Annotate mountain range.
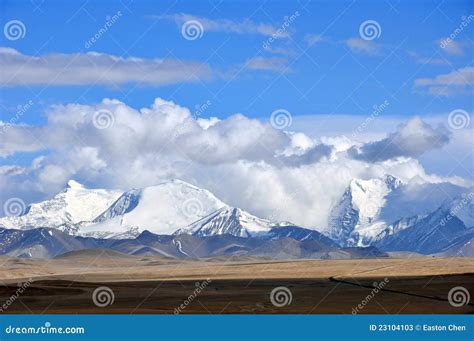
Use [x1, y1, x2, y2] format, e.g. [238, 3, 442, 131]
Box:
[0, 226, 385, 259]
[0, 176, 473, 258]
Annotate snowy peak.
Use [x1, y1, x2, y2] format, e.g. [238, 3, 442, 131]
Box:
[0, 182, 121, 231]
[375, 203, 474, 255]
[94, 189, 141, 222]
[382, 174, 403, 190]
[328, 174, 402, 246]
[65, 179, 86, 190]
[3, 174, 471, 257]
[84, 179, 226, 236]
[348, 175, 401, 224]
[327, 173, 473, 253]
[178, 206, 273, 238]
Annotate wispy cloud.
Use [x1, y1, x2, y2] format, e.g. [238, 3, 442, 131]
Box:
[0, 48, 211, 87]
[438, 38, 467, 56]
[155, 13, 290, 38]
[345, 38, 382, 55]
[304, 34, 325, 47]
[408, 51, 449, 65]
[243, 56, 289, 72]
[414, 66, 474, 96]
[263, 45, 296, 57]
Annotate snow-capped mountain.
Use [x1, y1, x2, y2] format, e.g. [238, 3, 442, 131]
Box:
[369, 215, 422, 242]
[376, 194, 474, 255]
[327, 175, 403, 246]
[326, 174, 474, 252]
[177, 206, 273, 237]
[0, 179, 226, 238]
[177, 205, 341, 246]
[1, 175, 472, 257]
[0, 180, 121, 234]
[81, 179, 226, 237]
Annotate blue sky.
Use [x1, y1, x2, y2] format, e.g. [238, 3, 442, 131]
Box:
[0, 0, 472, 213]
[1, 0, 472, 123]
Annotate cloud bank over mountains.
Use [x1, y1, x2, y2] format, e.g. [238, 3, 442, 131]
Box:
[0, 97, 471, 228]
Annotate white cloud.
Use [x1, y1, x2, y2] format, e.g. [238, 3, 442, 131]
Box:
[0, 48, 211, 87]
[243, 56, 288, 72]
[346, 38, 382, 55]
[415, 66, 474, 86]
[197, 117, 220, 130]
[0, 123, 44, 157]
[262, 45, 295, 56]
[407, 51, 448, 65]
[156, 13, 289, 38]
[0, 98, 470, 229]
[348, 117, 451, 162]
[438, 39, 465, 56]
[304, 34, 325, 46]
[414, 66, 474, 96]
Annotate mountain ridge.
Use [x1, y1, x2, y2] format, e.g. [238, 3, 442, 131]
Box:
[1, 176, 473, 256]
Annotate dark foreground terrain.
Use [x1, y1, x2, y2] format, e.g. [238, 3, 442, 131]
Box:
[0, 253, 473, 314]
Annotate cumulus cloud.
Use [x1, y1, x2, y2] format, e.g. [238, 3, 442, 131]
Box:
[197, 117, 220, 129]
[276, 144, 332, 167]
[0, 99, 469, 229]
[414, 66, 474, 96]
[0, 48, 211, 86]
[0, 97, 325, 170]
[348, 117, 451, 162]
[156, 13, 288, 37]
